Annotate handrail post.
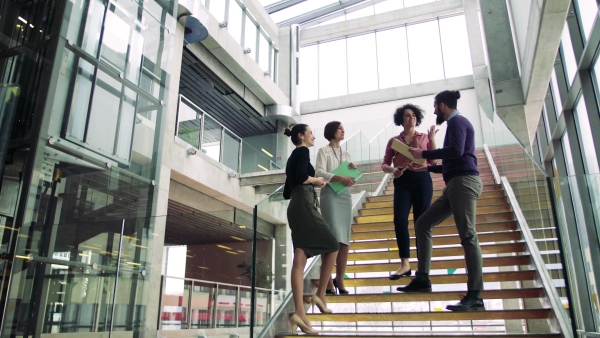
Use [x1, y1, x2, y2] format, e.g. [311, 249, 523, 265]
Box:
[234, 286, 240, 327]
[212, 284, 219, 328]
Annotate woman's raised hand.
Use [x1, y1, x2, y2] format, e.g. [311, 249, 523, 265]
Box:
[428, 125, 438, 141]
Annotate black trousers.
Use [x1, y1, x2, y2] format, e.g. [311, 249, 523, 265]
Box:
[393, 170, 433, 258]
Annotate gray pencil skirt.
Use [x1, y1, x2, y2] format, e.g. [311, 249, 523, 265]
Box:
[319, 185, 352, 245]
[287, 185, 339, 258]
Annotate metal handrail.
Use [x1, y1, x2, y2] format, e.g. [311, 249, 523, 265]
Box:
[368, 121, 393, 143]
[373, 173, 391, 196]
[501, 176, 573, 338]
[483, 144, 501, 184]
[161, 274, 283, 294]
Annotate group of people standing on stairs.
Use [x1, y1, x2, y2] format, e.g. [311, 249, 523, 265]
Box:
[282, 90, 485, 334]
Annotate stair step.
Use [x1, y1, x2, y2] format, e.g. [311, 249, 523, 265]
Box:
[347, 243, 525, 261]
[383, 184, 503, 195]
[359, 204, 510, 217]
[355, 211, 514, 225]
[305, 309, 552, 322]
[385, 182, 502, 192]
[363, 196, 508, 209]
[351, 221, 518, 241]
[344, 270, 536, 287]
[278, 334, 561, 338]
[350, 231, 521, 250]
[368, 190, 505, 203]
[326, 288, 545, 303]
[344, 255, 531, 273]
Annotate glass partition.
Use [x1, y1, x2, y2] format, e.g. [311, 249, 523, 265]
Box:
[479, 110, 570, 309]
[2, 216, 162, 336]
[176, 95, 242, 171]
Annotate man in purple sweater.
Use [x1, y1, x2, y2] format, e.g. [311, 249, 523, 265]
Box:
[399, 90, 484, 312]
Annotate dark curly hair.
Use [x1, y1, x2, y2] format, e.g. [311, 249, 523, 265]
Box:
[393, 104, 424, 127]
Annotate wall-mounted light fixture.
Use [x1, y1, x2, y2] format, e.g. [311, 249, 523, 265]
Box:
[186, 146, 197, 155]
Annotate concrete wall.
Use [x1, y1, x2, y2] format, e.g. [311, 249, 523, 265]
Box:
[508, 0, 532, 70]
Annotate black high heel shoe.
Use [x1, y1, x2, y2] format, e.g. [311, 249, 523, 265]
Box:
[389, 269, 412, 281]
[332, 279, 349, 295]
[326, 288, 336, 295]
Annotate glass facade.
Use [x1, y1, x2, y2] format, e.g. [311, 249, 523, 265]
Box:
[0, 0, 174, 336]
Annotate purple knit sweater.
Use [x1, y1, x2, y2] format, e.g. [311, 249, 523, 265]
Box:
[422, 114, 479, 183]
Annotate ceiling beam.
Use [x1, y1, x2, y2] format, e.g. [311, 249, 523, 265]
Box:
[264, 0, 307, 14]
[277, 0, 368, 27]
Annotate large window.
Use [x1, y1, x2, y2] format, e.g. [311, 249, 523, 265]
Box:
[561, 23, 579, 87]
[300, 14, 472, 101]
[376, 27, 410, 89]
[575, 0, 598, 42]
[574, 95, 600, 174]
[205, 0, 278, 82]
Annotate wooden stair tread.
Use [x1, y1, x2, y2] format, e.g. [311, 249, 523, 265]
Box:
[350, 231, 521, 250]
[368, 190, 505, 202]
[277, 334, 561, 338]
[347, 243, 525, 261]
[344, 256, 532, 273]
[351, 221, 518, 240]
[343, 270, 536, 287]
[305, 309, 552, 321]
[359, 205, 510, 216]
[355, 211, 514, 224]
[326, 288, 545, 303]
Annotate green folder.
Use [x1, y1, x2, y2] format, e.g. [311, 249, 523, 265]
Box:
[328, 160, 362, 195]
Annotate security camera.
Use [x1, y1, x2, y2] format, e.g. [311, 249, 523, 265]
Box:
[186, 146, 197, 155]
[228, 171, 237, 178]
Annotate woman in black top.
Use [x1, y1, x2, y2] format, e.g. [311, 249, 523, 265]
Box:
[283, 124, 340, 334]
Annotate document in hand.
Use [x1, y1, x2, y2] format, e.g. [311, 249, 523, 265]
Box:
[391, 138, 426, 166]
[328, 160, 362, 195]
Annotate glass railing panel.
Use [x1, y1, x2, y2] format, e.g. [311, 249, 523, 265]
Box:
[202, 115, 222, 162]
[240, 142, 281, 174]
[251, 187, 288, 337]
[479, 110, 570, 310]
[177, 100, 201, 148]
[160, 277, 192, 330]
[223, 130, 241, 171]
[189, 282, 214, 328]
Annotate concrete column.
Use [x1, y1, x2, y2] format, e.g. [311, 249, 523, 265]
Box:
[143, 20, 185, 336]
[462, 0, 493, 121]
[479, 0, 531, 148]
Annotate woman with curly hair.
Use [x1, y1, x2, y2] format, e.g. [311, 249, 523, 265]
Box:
[381, 104, 438, 281]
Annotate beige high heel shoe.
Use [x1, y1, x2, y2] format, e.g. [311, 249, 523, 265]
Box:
[290, 313, 318, 334]
[311, 295, 332, 314]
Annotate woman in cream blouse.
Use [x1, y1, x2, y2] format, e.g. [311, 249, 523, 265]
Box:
[315, 121, 356, 294]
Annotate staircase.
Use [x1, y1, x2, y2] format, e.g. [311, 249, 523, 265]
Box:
[276, 149, 565, 338]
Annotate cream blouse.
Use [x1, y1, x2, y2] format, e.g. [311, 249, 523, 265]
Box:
[315, 145, 352, 182]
